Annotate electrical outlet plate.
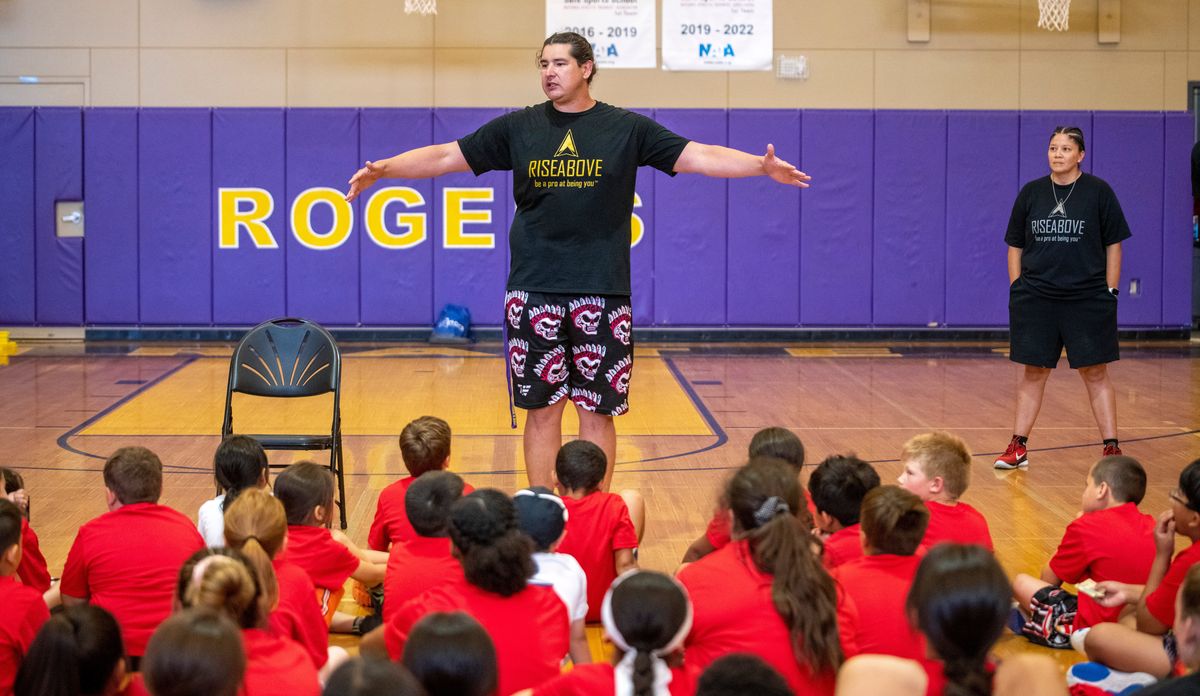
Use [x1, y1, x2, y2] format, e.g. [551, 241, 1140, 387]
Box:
[56, 201, 84, 238]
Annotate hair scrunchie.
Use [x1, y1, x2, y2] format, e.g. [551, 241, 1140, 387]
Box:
[752, 495, 790, 528]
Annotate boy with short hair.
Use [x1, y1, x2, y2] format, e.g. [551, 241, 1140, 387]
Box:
[1013, 455, 1155, 631]
[0, 498, 49, 696]
[513, 485, 590, 665]
[831, 485, 929, 660]
[554, 440, 641, 622]
[60, 446, 205, 660]
[897, 432, 993, 551]
[382, 470, 467, 621]
[809, 455, 881, 569]
[369, 416, 473, 552]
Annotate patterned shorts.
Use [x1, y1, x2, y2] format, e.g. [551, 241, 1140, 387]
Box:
[504, 290, 633, 416]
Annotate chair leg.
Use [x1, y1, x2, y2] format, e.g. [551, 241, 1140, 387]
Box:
[333, 439, 348, 530]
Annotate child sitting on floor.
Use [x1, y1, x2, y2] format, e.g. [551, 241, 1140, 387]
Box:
[831, 485, 929, 661]
[369, 416, 472, 553]
[0, 498, 49, 696]
[382, 471, 466, 620]
[808, 454, 880, 569]
[1079, 458, 1200, 680]
[553, 440, 642, 622]
[197, 435, 270, 548]
[898, 431, 993, 551]
[1012, 455, 1155, 646]
[1, 467, 50, 596]
[682, 427, 809, 563]
[274, 462, 386, 635]
[513, 486, 590, 665]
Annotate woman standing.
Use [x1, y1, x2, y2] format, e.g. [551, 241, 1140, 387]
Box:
[995, 126, 1131, 470]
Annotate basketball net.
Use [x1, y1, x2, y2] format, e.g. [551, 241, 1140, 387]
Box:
[1037, 0, 1070, 31]
[404, 0, 436, 15]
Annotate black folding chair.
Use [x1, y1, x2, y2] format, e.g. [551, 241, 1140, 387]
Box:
[221, 318, 347, 529]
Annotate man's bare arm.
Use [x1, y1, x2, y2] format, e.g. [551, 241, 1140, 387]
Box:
[346, 142, 471, 202]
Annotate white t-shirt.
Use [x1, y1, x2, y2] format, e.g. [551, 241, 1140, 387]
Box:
[197, 494, 226, 547]
[531, 551, 588, 622]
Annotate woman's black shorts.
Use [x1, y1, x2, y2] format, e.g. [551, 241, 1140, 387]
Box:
[1008, 278, 1119, 369]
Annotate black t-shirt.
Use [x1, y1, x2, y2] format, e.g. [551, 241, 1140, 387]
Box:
[1139, 673, 1200, 696]
[1004, 173, 1131, 300]
[457, 101, 690, 295]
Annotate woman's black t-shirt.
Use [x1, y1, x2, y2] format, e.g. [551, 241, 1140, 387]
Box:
[1004, 173, 1131, 300]
[458, 101, 690, 295]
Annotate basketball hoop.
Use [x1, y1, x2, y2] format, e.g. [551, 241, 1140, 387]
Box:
[404, 0, 436, 16]
[1037, 0, 1070, 31]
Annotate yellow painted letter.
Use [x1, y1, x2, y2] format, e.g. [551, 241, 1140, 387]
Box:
[443, 187, 495, 249]
[291, 187, 353, 250]
[218, 188, 277, 249]
[631, 192, 645, 248]
[365, 187, 427, 249]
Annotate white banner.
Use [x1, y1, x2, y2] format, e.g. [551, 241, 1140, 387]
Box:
[545, 0, 656, 69]
[662, 0, 773, 71]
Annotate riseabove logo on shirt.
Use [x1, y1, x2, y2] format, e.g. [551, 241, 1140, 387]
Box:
[528, 129, 604, 187]
[1032, 201, 1085, 243]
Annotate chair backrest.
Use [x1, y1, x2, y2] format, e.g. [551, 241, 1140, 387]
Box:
[229, 318, 340, 398]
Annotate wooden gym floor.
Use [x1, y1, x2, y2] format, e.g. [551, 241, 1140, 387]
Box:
[3, 338, 1199, 663]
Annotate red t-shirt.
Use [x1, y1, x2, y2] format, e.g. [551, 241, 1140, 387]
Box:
[831, 553, 924, 660]
[1146, 541, 1200, 627]
[1047, 502, 1156, 628]
[241, 628, 321, 696]
[59, 503, 205, 656]
[921, 501, 993, 552]
[557, 492, 638, 622]
[283, 525, 360, 593]
[386, 578, 568, 696]
[17, 519, 50, 593]
[0, 575, 50, 696]
[823, 524, 864, 570]
[704, 491, 818, 550]
[367, 477, 475, 552]
[534, 662, 695, 696]
[382, 535, 462, 622]
[268, 557, 328, 669]
[677, 539, 859, 696]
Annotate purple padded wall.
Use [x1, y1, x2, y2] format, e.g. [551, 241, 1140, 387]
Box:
[433, 109, 509, 325]
[653, 109, 727, 325]
[1092, 113, 1163, 326]
[84, 109, 139, 324]
[213, 109, 286, 324]
[286, 109, 360, 325]
[3, 107, 1192, 329]
[799, 111, 874, 325]
[1163, 113, 1193, 326]
[139, 109, 212, 325]
[34, 108, 83, 324]
[874, 111, 947, 325]
[727, 110, 801, 325]
[945, 112, 1017, 326]
[629, 108, 655, 325]
[0, 108, 35, 324]
[359, 109, 435, 325]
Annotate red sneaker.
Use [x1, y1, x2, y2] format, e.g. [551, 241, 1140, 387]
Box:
[1102, 443, 1122, 457]
[994, 436, 1029, 469]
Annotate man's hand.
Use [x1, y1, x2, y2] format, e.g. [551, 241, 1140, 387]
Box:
[763, 143, 811, 188]
[346, 160, 385, 202]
